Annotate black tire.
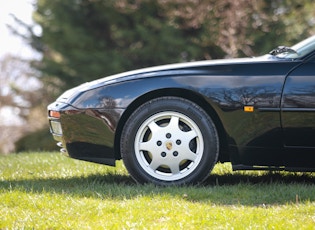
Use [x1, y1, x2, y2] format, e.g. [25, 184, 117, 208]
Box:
[120, 96, 219, 185]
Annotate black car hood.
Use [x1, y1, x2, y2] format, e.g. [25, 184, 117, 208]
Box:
[82, 55, 278, 87]
[57, 55, 279, 102]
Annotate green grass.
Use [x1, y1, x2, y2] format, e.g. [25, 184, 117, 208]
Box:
[1, 152, 315, 229]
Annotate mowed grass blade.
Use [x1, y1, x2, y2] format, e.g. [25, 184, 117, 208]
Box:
[1, 152, 315, 229]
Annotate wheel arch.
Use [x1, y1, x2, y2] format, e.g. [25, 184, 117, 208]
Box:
[114, 88, 230, 163]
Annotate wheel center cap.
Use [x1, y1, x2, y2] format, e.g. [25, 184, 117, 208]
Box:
[165, 141, 173, 150]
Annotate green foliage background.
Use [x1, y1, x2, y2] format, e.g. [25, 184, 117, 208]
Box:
[1, 153, 315, 228]
[32, 0, 315, 93]
[15, 0, 315, 152]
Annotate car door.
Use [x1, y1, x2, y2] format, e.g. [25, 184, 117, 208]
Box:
[281, 56, 315, 149]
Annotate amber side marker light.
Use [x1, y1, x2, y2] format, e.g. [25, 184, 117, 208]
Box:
[244, 106, 254, 112]
[49, 110, 61, 118]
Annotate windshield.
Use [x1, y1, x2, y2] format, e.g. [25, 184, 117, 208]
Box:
[270, 35, 315, 59]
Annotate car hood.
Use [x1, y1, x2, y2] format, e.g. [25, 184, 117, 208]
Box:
[57, 55, 277, 102]
[83, 55, 278, 87]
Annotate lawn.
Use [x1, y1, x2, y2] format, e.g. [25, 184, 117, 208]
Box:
[1, 152, 315, 229]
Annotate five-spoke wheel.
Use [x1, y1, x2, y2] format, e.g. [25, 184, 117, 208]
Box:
[121, 97, 219, 185]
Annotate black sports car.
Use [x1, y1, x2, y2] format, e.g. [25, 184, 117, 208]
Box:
[48, 35, 315, 185]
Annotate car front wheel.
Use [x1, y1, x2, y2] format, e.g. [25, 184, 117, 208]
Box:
[120, 97, 219, 185]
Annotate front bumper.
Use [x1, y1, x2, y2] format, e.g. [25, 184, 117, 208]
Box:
[48, 101, 124, 166]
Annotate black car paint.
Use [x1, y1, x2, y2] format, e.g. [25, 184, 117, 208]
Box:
[48, 55, 315, 171]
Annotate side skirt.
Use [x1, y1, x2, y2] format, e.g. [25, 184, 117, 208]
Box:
[232, 164, 315, 172]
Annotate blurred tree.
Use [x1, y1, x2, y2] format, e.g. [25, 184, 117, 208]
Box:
[31, 0, 315, 95]
[5, 0, 315, 153]
[159, 0, 315, 57]
[248, 0, 315, 54]
[0, 54, 51, 154]
[0, 55, 43, 124]
[33, 0, 206, 94]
